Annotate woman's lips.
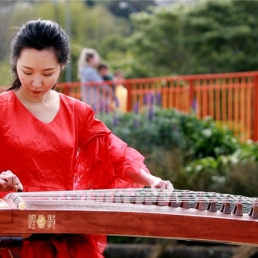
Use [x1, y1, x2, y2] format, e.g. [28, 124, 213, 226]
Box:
[31, 90, 42, 94]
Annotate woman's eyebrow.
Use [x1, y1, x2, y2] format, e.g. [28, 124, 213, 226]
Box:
[21, 65, 56, 71]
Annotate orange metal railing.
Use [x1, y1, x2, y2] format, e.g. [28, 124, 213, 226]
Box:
[1, 71, 258, 141]
[55, 71, 258, 141]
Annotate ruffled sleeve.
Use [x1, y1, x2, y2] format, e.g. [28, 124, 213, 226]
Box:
[74, 106, 150, 190]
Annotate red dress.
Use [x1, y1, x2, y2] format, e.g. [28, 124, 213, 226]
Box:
[0, 90, 150, 258]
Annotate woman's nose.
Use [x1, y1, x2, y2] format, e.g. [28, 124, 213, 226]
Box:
[32, 76, 43, 88]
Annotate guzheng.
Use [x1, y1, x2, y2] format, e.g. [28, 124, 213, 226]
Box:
[0, 188, 258, 246]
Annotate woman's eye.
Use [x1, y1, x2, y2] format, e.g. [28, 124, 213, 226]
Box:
[22, 70, 53, 76]
[23, 71, 32, 75]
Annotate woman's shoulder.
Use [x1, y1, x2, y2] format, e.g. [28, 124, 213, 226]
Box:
[60, 92, 85, 105]
[59, 93, 111, 139]
[80, 65, 94, 71]
[59, 92, 92, 114]
[0, 90, 13, 98]
[83, 66, 96, 75]
[0, 90, 14, 105]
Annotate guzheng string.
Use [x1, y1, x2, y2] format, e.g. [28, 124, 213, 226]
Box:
[7, 188, 257, 214]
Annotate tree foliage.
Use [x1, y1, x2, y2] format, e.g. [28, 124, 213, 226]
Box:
[1, 0, 258, 85]
[0, 0, 130, 84]
[183, 0, 258, 73]
[100, 0, 156, 19]
[124, 0, 258, 77]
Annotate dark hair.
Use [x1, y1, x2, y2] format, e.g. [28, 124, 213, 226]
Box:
[85, 52, 95, 63]
[9, 19, 69, 90]
[97, 62, 108, 71]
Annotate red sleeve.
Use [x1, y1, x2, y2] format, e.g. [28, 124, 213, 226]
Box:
[74, 133, 150, 190]
[77, 103, 111, 146]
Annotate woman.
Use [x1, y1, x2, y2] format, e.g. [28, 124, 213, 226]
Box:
[0, 19, 173, 258]
[78, 48, 110, 112]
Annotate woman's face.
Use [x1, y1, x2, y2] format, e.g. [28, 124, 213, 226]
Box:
[16, 48, 62, 97]
[90, 54, 99, 68]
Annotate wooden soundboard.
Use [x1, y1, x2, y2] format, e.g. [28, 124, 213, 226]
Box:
[0, 188, 257, 246]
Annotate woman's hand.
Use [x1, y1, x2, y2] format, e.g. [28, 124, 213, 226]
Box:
[0, 171, 23, 192]
[137, 169, 174, 190]
[125, 168, 174, 190]
[150, 176, 174, 190]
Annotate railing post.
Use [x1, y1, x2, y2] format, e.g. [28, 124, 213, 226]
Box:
[188, 79, 194, 113]
[253, 74, 258, 141]
[126, 81, 132, 112]
[63, 83, 70, 96]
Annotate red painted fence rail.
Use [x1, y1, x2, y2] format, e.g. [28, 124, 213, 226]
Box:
[55, 71, 258, 142]
[1, 71, 258, 141]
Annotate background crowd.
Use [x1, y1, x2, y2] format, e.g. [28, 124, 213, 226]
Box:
[77, 48, 127, 113]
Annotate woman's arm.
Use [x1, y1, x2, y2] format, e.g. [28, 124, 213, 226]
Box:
[105, 134, 174, 190]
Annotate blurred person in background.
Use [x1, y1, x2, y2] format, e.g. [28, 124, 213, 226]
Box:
[97, 62, 113, 82]
[113, 70, 128, 113]
[78, 48, 110, 112]
[98, 62, 118, 109]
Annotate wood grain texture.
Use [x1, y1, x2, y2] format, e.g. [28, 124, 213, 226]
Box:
[0, 190, 257, 246]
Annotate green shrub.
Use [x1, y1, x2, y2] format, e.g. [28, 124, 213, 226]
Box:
[99, 107, 258, 196]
